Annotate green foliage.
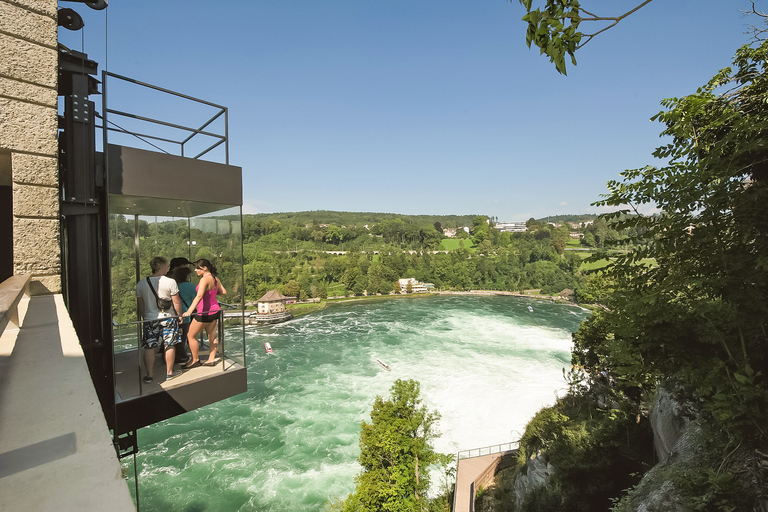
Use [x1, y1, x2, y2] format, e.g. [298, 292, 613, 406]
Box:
[518, 0, 583, 75]
[515, 392, 653, 512]
[515, 1, 654, 75]
[342, 379, 451, 512]
[584, 41, 768, 445]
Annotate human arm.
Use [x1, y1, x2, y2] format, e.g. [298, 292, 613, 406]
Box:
[172, 293, 183, 318]
[137, 296, 145, 320]
[182, 275, 211, 317]
[216, 277, 227, 295]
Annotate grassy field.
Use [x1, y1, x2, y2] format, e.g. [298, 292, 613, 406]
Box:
[286, 301, 327, 317]
[327, 283, 347, 296]
[440, 238, 476, 251]
[580, 257, 656, 271]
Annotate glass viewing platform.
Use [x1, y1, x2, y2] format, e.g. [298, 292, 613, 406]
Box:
[101, 72, 247, 435]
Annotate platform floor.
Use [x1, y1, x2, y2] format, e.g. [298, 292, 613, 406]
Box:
[114, 344, 243, 403]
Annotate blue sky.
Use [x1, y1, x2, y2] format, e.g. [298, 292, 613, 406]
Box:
[60, 1, 757, 221]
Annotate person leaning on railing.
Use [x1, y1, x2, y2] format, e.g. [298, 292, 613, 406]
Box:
[182, 258, 227, 368]
[135, 256, 184, 382]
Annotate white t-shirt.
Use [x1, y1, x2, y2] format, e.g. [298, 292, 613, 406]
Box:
[135, 275, 179, 321]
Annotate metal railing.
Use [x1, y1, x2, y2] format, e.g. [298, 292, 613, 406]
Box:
[457, 442, 518, 460]
[101, 71, 229, 163]
[112, 309, 245, 398]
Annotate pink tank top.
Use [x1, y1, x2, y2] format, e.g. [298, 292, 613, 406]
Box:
[196, 277, 221, 316]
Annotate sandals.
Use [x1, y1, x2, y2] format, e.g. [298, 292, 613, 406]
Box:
[183, 360, 201, 370]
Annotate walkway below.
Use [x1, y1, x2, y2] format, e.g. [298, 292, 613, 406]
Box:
[454, 453, 503, 512]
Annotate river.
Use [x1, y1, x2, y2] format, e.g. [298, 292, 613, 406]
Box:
[125, 294, 590, 511]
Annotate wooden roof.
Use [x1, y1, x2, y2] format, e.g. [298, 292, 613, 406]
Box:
[257, 289, 288, 302]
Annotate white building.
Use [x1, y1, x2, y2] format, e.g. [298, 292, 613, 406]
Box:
[494, 222, 528, 233]
[398, 278, 428, 293]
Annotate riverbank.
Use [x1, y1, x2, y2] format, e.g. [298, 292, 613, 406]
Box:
[281, 289, 578, 319]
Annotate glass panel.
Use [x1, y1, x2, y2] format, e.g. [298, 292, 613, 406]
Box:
[189, 206, 245, 368]
[109, 204, 246, 398]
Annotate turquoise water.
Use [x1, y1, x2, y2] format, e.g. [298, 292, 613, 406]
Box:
[127, 295, 589, 511]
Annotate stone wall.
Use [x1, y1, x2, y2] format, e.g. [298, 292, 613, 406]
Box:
[0, 0, 60, 294]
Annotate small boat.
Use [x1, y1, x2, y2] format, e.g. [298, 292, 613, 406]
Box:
[527, 306, 534, 312]
[376, 358, 391, 371]
[265, 342, 274, 354]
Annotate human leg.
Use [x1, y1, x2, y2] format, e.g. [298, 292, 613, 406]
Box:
[175, 321, 191, 364]
[142, 320, 161, 381]
[143, 348, 156, 379]
[203, 319, 219, 363]
[184, 318, 203, 367]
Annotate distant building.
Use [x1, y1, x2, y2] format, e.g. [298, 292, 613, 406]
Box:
[494, 222, 527, 233]
[398, 278, 428, 293]
[257, 289, 293, 314]
[443, 227, 471, 237]
[250, 289, 294, 325]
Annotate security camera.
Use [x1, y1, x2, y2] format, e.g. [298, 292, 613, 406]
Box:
[60, 0, 108, 10]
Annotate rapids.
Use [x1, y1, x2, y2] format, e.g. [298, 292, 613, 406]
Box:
[126, 295, 590, 511]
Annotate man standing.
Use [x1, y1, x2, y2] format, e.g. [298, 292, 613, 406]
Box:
[135, 256, 183, 382]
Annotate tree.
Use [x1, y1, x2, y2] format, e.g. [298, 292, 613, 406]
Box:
[342, 380, 449, 512]
[584, 41, 768, 443]
[283, 279, 300, 298]
[516, 0, 654, 74]
[325, 224, 343, 245]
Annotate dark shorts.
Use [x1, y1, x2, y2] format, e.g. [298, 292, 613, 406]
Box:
[141, 318, 182, 349]
[193, 312, 220, 323]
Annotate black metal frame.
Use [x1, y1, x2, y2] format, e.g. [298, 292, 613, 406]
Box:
[59, 49, 246, 443]
[100, 71, 229, 162]
[58, 47, 116, 429]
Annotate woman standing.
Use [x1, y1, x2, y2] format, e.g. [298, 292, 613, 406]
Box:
[182, 258, 227, 368]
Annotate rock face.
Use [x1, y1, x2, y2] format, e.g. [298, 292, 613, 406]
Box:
[513, 450, 554, 509]
[615, 387, 703, 511]
[649, 387, 690, 463]
[623, 421, 704, 512]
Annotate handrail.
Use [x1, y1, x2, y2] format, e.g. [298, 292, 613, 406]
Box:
[453, 442, 519, 512]
[112, 309, 236, 328]
[457, 442, 518, 460]
[102, 71, 228, 162]
[0, 275, 32, 335]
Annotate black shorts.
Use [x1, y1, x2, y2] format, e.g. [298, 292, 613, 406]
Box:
[194, 312, 220, 323]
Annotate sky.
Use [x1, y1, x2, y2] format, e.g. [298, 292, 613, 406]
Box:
[59, 0, 759, 221]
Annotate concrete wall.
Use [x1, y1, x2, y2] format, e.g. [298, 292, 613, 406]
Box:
[0, 0, 60, 294]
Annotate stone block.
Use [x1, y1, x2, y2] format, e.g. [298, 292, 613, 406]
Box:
[4, 0, 57, 18]
[29, 274, 61, 295]
[0, 76, 57, 107]
[10, 153, 57, 186]
[0, 98, 58, 155]
[13, 183, 58, 217]
[0, 1, 57, 48]
[13, 217, 60, 274]
[0, 33, 57, 87]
